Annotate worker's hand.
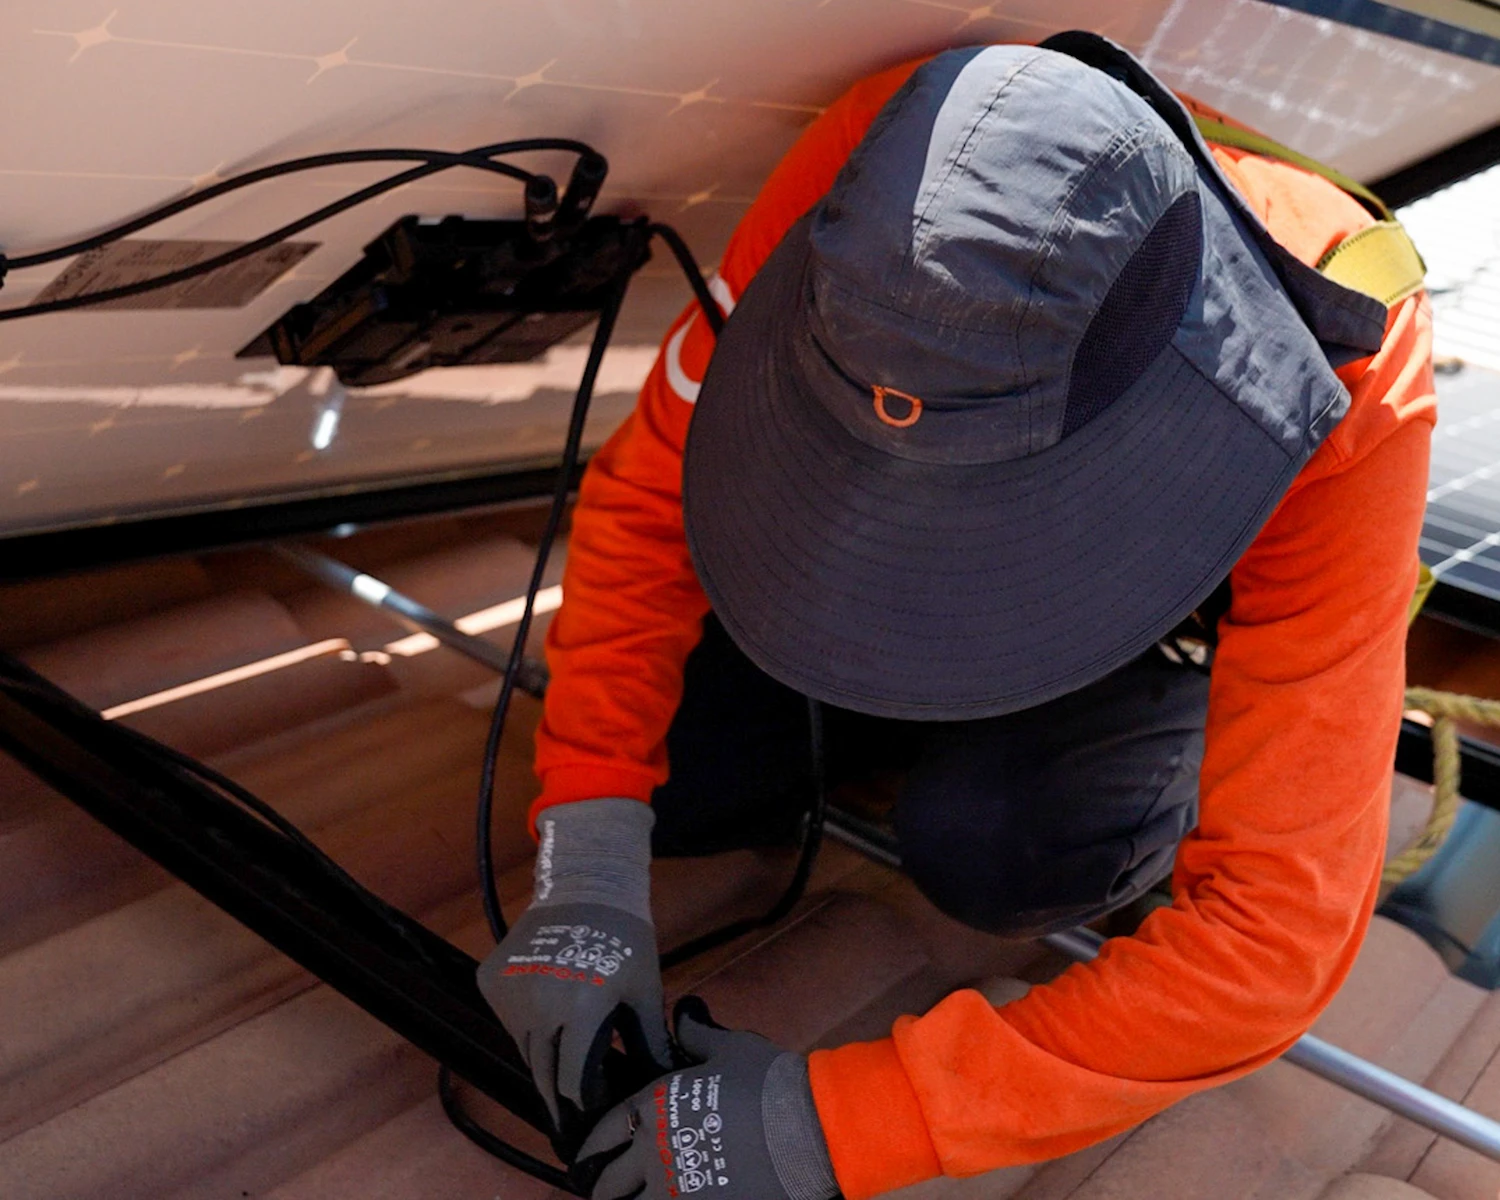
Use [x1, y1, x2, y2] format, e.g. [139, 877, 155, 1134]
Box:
[477, 799, 670, 1129]
[480, 899, 670, 1126]
[575, 998, 839, 1200]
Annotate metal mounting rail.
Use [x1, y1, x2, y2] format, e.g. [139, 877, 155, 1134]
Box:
[279, 549, 1500, 1163]
[1045, 926, 1500, 1164]
[0, 462, 586, 584]
[178, 549, 1500, 1165]
[824, 810, 1500, 1165]
[276, 544, 1500, 825]
[274, 543, 549, 697]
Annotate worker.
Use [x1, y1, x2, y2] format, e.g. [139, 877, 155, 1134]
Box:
[477, 32, 1435, 1200]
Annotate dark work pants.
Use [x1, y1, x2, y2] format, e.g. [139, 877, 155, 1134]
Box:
[651, 616, 1210, 938]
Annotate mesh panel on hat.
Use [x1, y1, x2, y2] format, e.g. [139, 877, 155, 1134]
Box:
[1061, 191, 1203, 439]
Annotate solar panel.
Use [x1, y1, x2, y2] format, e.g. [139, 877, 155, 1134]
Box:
[1404, 163, 1500, 604]
[2, 0, 1498, 542]
[1422, 365, 1500, 598]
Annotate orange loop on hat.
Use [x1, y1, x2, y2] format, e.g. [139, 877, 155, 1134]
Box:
[872, 385, 923, 428]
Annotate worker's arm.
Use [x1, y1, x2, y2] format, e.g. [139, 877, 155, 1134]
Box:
[807, 294, 1436, 1199]
[531, 61, 923, 822]
[484, 60, 927, 1133]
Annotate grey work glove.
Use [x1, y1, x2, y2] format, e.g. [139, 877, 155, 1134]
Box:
[477, 799, 671, 1129]
[576, 998, 839, 1200]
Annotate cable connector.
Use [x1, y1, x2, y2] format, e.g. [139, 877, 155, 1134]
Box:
[556, 153, 608, 236]
[524, 175, 560, 242]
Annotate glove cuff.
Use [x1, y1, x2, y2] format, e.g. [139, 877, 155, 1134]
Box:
[764, 1053, 839, 1200]
[530, 798, 654, 922]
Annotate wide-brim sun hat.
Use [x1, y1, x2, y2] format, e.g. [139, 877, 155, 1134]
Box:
[682, 32, 1388, 721]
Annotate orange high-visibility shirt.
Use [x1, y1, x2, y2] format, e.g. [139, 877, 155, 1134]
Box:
[533, 58, 1436, 1199]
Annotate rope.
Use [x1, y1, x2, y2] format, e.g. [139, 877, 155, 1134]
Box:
[1386, 686, 1500, 884]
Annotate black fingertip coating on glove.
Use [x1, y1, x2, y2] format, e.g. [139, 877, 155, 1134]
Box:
[671, 994, 725, 1040]
[607, 1002, 675, 1093]
[592, 1146, 649, 1200]
[571, 1100, 636, 1195]
[580, 1014, 618, 1113]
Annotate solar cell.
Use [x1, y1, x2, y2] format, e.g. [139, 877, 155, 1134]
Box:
[1407, 154, 1500, 608]
[1420, 365, 1500, 597]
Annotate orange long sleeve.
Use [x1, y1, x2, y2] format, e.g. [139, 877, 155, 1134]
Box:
[809, 293, 1435, 1193]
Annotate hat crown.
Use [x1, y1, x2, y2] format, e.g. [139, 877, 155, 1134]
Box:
[681, 33, 1385, 721]
[809, 45, 1201, 464]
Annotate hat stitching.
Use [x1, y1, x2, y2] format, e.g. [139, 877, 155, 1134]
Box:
[713, 429, 1263, 701]
[805, 253, 1242, 472]
[710, 443, 1271, 711]
[902, 49, 1044, 307]
[1172, 321, 1330, 459]
[814, 265, 1029, 335]
[736, 309, 1241, 584]
[689, 282, 1292, 715]
[756, 435, 1217, 603]
[762, 329, 1224, 550]
[820, 69, 926, 229]
[807, 185, 1332, 477]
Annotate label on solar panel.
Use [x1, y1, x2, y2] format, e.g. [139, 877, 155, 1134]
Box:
[35, 238, 319, 310]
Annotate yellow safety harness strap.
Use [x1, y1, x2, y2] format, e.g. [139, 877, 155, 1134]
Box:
[1410, 561, 1436, 626]
[1317, 221, 1429, 307]
[1192, 115, 1427, 309]
[1191, 115, 1393, 220]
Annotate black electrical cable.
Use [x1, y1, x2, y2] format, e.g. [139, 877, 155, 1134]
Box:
[472, 224, 820, 952]
[0, 130, 822, 1176]
[3, 137, 595, 269]
[117, 723, 332, 851]
[0, 670, 313, 850]
[464, 218, 826, 961]
[451, 224, 829, 1185]
[474, 269, 631, 944]
[0, 142, 598, 322]
[440, 257, 633, 1190]
[121, 727, 444, 964]
[437, 1065, 583, 1194]
[660, 698, 826, 970]
[0, 668, 444, 967]
[0, 661, 577, 1186]
[647, 223, 727, 334]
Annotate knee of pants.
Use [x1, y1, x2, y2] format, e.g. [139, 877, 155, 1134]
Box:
[894, 741, 1200, 939]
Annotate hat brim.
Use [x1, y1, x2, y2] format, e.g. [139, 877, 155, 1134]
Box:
[683, 210, 1304, 721]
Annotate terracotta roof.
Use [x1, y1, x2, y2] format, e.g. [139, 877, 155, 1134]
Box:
[1, 528, 1498, 1200]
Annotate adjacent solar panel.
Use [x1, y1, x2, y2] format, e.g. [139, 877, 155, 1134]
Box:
[1422, 365, 1500, 597]
[1406, 163, 1500, 602]
[1401, 162, 1500, 374]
